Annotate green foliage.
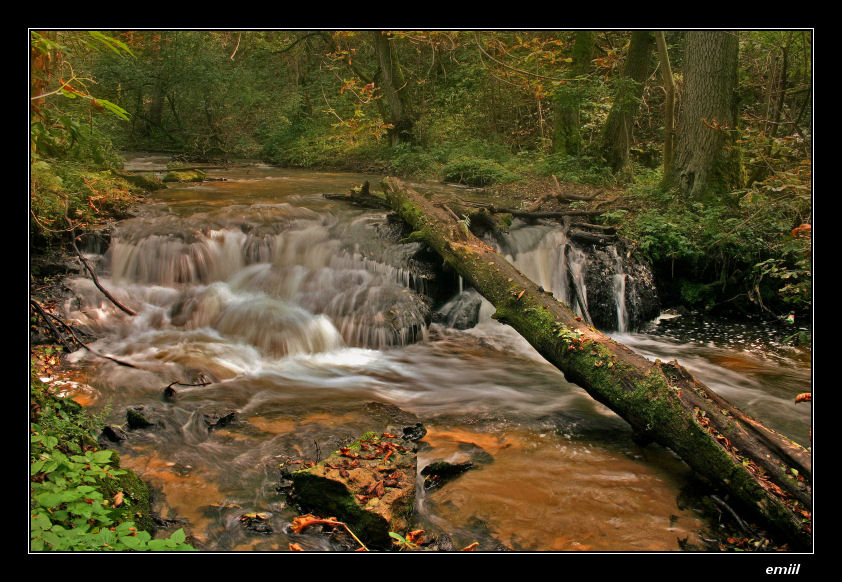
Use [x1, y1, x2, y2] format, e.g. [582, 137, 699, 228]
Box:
[616, 168, 811, 314]
[442, 155, 518, 187]
[30, 159, 143, 248]
[30, 372, 196, 552]
[539, 152, 616, 185]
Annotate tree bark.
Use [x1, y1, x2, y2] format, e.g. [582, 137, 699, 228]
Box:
[381, 177, 811, 549]
[551, 31, 594, 156]
[371, 31, 415, 146]
[671, 31, 742, 197]
[655, 32, 676, 176]
[600, 31, 654, 173]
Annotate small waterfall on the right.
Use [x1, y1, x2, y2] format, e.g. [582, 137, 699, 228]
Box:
[434, 220, 659, 333]
[610, 245, 629, 333]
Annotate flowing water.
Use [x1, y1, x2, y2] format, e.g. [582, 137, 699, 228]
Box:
[60, 155, 812, 552]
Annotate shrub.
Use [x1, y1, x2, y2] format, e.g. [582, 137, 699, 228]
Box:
[442, 156, 518, 187]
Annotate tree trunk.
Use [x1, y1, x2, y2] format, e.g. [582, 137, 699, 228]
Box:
[655, 32, 676, 176]
[671, 31, 742, 197]
[371, 31, 415, 146]
[380, 176, 811, 549]
[600, 31, 654, 173]
[551, 31, 594, 156]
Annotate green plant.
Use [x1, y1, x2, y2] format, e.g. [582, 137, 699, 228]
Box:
[388, 531, 420, 551]
[30, 373, 196, 552]
[442, 156, 518, 187]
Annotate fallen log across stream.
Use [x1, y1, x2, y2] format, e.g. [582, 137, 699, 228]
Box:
[379, 177, 812, 549]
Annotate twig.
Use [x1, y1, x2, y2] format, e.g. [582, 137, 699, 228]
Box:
[30, 299, 139, 369]
[710, 494, 757, 537]
[70, 236, 136, 316]
[30, 299, 74, 353]
[230, 32, 241, 60]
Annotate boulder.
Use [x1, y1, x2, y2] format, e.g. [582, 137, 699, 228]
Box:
[162, 169, 206, 183]
[290, 430, 419, 549]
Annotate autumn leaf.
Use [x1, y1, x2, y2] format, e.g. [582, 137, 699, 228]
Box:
[407, 529, 426, 544]
[289, 542, 304, 551]
[461, 541, 479, 551]
[290, 514, 342, 533]
[113, 491, 124, 507]
[795, 393, 811, 404]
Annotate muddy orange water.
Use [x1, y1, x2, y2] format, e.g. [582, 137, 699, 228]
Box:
[61, 155, 811, 551]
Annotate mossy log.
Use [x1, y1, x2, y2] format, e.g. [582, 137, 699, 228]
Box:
[380, 177, 812, 549]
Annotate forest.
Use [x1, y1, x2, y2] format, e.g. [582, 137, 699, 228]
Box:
[30, 29, 812, 555]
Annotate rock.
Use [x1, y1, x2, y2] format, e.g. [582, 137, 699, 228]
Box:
[239, 512, 274, 535]
[402, 423, 427, 442]
[162, 169, 206, 183]
[457, 442, 494, 465]
[291, 431, 418, 549]
[581, 242, 660, 331]
[113, 170, 167, 191]
[126, 406, 155, 429]
[100, 424, 128, 443]
[202, 409, 237, 431]
[420, 460, 475, 491]
[434, 533, 454, 551]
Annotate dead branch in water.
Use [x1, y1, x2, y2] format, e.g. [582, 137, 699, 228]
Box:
[30, 299, 139, 369]
[70, 235, 136, 316]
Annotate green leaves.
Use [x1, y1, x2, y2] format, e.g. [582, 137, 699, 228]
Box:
[85, 31, 135, 58]
[30, 380, 194, 552]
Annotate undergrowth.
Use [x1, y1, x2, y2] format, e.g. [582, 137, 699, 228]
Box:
[29, 356, 196, 552]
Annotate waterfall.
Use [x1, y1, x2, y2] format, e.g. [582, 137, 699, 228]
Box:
[610, 246, 629, 333]
[441, 222, 652, 332]
[496, 224, 591, 325]
[70, 209, 433, 354]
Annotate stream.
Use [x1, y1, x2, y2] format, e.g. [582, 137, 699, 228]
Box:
[59, 154, 812, 552]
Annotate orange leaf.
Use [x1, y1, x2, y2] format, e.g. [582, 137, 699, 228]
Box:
[795, 393, 811, 404]
[289, 542, 304, 551]
[461, 541, 479, 551]
[407, 529, 426, 544]
[113, 491, 124, 507]
[290, 514, 342, 533]
[517, 290, 525, 300]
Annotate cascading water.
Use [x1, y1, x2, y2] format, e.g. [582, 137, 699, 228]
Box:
[495, 223, 592, 325]
[54, 157, 810, 552]
[610, 245, 630, 333]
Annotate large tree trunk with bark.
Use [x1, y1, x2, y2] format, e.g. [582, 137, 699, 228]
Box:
[671, 31, 742, 197]
[600, 31, 654, 173]
[380, 176, 811, 549]
[371, 31, 415, 146]
[552, 31, 595, 156]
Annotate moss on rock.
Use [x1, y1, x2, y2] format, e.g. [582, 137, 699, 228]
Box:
[291, 431, 418, 549]
[163, 169, 206, 183]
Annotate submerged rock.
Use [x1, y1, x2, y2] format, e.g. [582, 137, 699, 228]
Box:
[126, 406, 157, 429]
[290, 430, 419, 549]
[421, 460, 475, 491]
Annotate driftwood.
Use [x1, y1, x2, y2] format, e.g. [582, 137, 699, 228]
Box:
[568, 228, 617, 246]
[524, 176, 600, 212]
[380, 177, 811, 549]
[323, 181, 392, 210]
